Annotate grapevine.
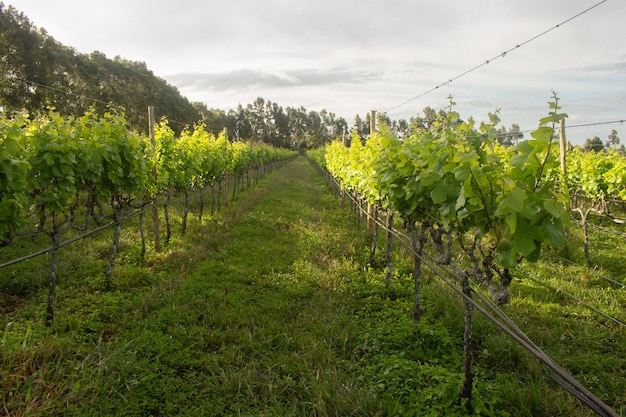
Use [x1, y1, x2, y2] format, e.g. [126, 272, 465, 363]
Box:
[0, 109, 296, 322]
[320, 96, 570, 403]
[0, 113, 30, 246]
[566, 146, 626, 264]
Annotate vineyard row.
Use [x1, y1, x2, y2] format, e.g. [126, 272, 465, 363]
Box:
[313, 167, 620, 416]
[306, 96, 624, 416]
[0, 108, 297, 322]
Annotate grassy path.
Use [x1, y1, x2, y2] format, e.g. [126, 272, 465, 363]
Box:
[67, 157, 384, 416]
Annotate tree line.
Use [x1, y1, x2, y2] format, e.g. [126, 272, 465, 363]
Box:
[0, 3, 347, 148]
[582, 129, 625, 153]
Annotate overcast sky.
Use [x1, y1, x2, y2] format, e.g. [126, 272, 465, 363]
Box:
[7, 0, 626, 144]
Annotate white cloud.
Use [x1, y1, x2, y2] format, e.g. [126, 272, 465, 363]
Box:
[7, 0, 626, 144]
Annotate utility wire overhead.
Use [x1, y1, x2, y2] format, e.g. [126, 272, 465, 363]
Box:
[383, 0, 609, 115]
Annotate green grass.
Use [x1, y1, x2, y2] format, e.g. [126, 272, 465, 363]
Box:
[1, 156, 624, 416]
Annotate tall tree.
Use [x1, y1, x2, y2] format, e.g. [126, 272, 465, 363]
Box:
[231, 104, 253, 142]
[395, 118, 409, 138]
[306, 110, 324, 148]
[606, 129, 620, 150]
[583, 136, 605, 152]
[247, 97, 267, 142]
[496, 124, 524, 146]
[193, 102, 230, 137]
[287, 106, 308, 148]
[377, 112, 392, 129]
[267, 102, 290, 147]
[332, 116, 348, 143]
[353, 114, 368, 143]
[0, 4, 48, 112]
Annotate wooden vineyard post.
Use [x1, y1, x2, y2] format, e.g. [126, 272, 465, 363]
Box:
[559, 119, 569, 208]
[148, 106, 161, 253]
[340, 127, 348, 209]
[385, 212, 394, 290]
[367, 203, 376, 234]
[223, 169, 229, 208]
[559, 119, 566, 178]
[367, 110, 377, 234]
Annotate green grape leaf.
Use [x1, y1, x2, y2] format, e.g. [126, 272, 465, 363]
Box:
[541, 217, 566, 248]
[496, 188, 527, 214]
[430, 185, 449, 204]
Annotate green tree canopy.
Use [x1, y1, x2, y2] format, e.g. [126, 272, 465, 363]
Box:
[583, 136, 605, 152]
